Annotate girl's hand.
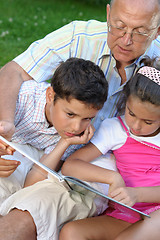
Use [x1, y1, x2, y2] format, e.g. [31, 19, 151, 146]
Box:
[110, 187, 138, 207]
[108, 172, 126, 195]
[65, 124, 95, 146]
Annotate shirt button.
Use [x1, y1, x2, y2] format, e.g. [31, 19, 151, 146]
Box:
[110, 96, 113, 100]
[101, 116, 104, 121]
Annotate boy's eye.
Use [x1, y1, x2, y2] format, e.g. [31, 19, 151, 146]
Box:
[67, 113, 74, 117]
[85, 118, 92, 121]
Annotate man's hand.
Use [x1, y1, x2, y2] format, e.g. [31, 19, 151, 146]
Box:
[0, 121, 15, 155]
[0, 120, 15, 140]
[0, 157, 20, 177]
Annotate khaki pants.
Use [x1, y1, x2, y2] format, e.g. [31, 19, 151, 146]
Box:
[0, 143, 43, 206]
[0, 178, 97, 240]
[0, 144, 117, 240]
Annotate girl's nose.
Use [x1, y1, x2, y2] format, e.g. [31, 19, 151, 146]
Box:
[133, 120, 141, 131]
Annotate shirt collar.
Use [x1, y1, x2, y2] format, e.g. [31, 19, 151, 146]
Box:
[98, 32, 111, 60]
[32, 90, 47, 123]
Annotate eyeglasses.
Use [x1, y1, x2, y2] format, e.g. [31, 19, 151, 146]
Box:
[107, 23, 156, 43]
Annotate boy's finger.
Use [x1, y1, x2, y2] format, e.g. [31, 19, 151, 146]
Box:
[0, 141, 7, 150]
[0, 158, 20, 168]
[0, 169, 17, 177]
[6, 146, 15, 155]
[0, 140, 15, 155]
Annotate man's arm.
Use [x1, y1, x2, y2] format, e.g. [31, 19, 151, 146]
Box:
[0, 61, 32, 128]
[0, 61, 32, 176]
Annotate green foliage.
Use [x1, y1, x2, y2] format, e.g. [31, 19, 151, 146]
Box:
[80, 0, 110, 5]
[0, 0, 109, 67]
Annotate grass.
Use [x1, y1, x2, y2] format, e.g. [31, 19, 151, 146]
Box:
[0, 0, 109, 67]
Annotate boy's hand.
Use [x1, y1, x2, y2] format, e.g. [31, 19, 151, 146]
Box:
[0, 157, 20, 177]
[65, 124, 95, 145]
[0, 122, 19, 177]
[109, 187, 138, 207]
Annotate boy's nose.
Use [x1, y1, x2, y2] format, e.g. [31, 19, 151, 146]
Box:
[71, 120, 81, 132]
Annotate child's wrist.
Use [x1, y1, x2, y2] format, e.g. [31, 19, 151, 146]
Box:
[109, 171, 123, 185]
[58, 138, 70, 148]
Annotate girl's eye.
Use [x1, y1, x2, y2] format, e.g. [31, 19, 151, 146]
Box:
[144, 121, 152, 125]
[129, 111, 135, 117]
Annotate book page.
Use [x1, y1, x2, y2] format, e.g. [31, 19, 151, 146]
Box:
[0, 136, 150, 220]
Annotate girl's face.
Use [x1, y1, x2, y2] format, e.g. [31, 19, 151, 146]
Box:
[45, 87, 98, 139]
[125, 95, 160, 137]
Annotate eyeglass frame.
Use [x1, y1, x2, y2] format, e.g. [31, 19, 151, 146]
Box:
[107, 18, 158, 43]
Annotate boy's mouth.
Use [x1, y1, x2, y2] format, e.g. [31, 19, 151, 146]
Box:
[64, 132, 76, 137]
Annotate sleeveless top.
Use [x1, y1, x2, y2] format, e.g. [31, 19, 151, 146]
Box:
[105, 116, 160, 223]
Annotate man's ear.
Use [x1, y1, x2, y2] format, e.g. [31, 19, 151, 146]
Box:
[46, 87, 55, 104]
[155, 26, 160, 39]
[106, 4, 110, 22]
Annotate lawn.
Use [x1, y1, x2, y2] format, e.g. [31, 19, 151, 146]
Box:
[0, 0, 109, 67]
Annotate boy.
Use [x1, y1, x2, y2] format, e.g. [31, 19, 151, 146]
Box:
[0, 57, 108, 203]
[0, 57, 111, 240]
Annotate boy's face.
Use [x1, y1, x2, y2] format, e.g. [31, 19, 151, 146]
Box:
[45, 87, 98, 139]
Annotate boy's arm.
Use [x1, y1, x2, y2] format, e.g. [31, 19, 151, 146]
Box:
[24, 125, 94, 187]
[24, 138, 70, 187]
[61, 142, 125, 192]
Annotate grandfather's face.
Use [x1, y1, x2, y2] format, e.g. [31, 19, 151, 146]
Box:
[107, 0, 160, 66]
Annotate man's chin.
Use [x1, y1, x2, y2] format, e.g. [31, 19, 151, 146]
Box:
[112, 51, 136, 66]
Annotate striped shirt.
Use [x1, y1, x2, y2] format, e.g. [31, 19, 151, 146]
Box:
[12, 80, 80, 158]
[14, 20, 160, 131]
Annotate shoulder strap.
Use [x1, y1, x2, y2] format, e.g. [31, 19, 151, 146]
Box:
[117, 116, 130, 136]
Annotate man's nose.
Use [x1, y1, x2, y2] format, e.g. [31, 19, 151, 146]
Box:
[122, 32, 133, 46]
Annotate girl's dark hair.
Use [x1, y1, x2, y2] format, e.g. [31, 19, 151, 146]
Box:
[118, 57, 160, 114]
[51, 58, 108, 110]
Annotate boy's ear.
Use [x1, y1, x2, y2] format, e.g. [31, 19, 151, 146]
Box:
[46, 87, 55, 104]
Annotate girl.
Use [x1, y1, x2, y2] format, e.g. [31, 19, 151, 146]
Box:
[59, 57, 160, 240]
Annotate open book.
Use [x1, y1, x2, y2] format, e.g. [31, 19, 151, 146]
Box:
[0, 135, 150, 220]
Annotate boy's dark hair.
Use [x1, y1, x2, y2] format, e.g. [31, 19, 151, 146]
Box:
[118, 57, 160, 114]
[51, 58, 108, 110]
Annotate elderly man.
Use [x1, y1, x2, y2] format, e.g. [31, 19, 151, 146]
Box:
[0, 0, 159, 239]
